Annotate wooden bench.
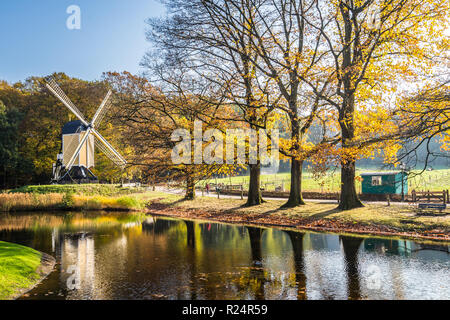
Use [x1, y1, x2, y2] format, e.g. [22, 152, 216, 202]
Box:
[411, 190, 449, 214]
[418, 203, 447, 212]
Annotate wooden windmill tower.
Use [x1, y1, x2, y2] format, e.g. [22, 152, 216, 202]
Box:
[46, 78, 127, 184]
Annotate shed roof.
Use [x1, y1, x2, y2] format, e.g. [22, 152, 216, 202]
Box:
[62, 120, 88, 135]
[360, 171, 402, 176]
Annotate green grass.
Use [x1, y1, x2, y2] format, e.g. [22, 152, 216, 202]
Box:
[200, 168, 450, 193]
[0, 241, 42, 300]
[9, 184, 146, 196]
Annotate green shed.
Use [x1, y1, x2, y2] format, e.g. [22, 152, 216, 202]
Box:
[360, 171, 408, 195]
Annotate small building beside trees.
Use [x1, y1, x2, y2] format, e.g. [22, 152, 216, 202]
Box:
[361, 172, 408, 196]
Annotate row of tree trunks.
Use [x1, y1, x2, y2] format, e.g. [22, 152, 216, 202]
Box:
[184, 157, 363, 210]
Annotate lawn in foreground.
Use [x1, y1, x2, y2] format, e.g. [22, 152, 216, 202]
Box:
[0, 241, 42, 300]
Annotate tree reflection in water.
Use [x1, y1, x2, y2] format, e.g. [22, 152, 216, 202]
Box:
[184, 220, 198, 299]
[247, 226, 265, 300]
[286, 231, 306, 300]
[340, 236, 364, 300]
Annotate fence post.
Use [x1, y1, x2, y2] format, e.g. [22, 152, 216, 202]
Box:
[240, 184, 243, 200]
[443, 190, 446, 205]
[412, 189, 416, 202]
[428, 190, 430, 202]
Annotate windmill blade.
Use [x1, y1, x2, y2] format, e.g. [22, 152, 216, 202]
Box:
[91, 129, 127, 169]
[92, 90, 112, 127]
[46, 78, 89, 126]
[66, 128, 93, 169]
[94, 138, 127, 169]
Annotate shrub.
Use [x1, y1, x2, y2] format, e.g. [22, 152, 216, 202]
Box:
[116, 196, 141, 209]
[61, 192, 75, 209]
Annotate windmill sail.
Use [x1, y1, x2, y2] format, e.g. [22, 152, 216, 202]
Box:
[46, 78, 88, 126]
[92, 90, 112, 127]
[94, 137, 127, 169]
[92, 129, 127, 169]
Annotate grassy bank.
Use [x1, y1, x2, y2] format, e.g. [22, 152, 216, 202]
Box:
[144, 192, 450, 241]
[0, 241, 42, 300]
[0, 192, 147, 212]
[9, 184, 146, 196]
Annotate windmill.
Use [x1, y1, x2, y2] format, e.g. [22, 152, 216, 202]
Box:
[46, 78, 127, 184]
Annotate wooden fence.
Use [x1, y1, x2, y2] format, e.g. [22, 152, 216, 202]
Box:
[411, 190, 449, 204]
[201, 183, 450, 204]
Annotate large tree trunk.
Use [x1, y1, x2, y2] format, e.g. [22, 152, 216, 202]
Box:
[339, 160, 363, 210]
[338, 7, 364, 211]
[283, 159, 305, 207]
[185, 173, 195, 200]
[338, 92, 363, 210]
[283, 108, 305, 207]
[246, 162, 263, 206]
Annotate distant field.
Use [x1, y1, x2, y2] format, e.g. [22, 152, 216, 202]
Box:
[200, 168, 450, 193]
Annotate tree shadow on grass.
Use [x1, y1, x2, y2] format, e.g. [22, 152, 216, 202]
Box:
[236, 203, 342, 221]
[218, 203, 298, 221]
[166, 197, 195, 206]
[306, 207, 342, 220]
[148, 197, 189, 209]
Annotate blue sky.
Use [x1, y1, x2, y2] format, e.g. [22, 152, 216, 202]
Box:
[0, 0, 165, 83]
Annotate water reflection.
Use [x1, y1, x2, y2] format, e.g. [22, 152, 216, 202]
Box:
[247, 226, 265, 300]
[286, 231, 306, 300]
[0, 212, 448, 300]
[60, 233, 95, 299]
[340, 236, 364, 299]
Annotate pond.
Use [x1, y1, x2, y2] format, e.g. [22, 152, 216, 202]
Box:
[0, 212, 448, 300]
